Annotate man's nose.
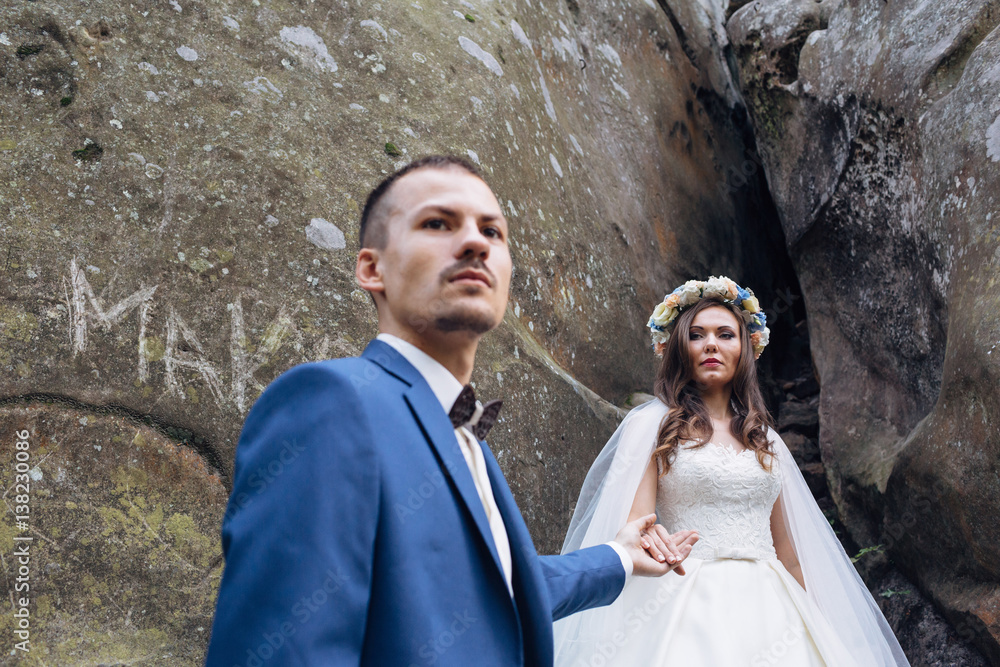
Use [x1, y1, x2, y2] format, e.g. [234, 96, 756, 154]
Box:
[455, 218, 490, 258]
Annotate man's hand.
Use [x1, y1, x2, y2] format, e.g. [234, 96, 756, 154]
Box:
[614, 513, 699, 577]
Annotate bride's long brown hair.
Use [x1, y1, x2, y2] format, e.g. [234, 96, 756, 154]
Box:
[652, 296, 774, 476]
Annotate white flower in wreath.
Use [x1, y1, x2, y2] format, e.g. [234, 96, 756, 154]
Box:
[703, 276, 731, 300]
[651, 302, 677, 327]
[676, 281, 702, 306]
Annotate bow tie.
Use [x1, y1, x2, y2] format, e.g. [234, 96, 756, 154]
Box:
[448, 385, 503, 440]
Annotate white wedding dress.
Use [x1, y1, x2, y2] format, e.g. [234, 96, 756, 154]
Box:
[553, 399, 909, 667]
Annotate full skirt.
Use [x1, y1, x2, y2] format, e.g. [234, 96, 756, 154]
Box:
[554, 557, 860, 667]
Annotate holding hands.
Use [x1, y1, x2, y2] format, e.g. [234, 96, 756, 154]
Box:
[615, 513, 699, 576]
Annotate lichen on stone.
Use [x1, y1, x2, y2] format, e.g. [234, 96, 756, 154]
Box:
[16, 43, 44, 58]
[71, 143, 103, 162]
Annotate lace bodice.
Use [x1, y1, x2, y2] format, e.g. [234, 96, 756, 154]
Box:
[656, 441, 780, 561]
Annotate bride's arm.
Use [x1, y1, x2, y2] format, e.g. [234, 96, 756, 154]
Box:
[770, 493, 806, 590]
[627, 456, 659, 522]
[627, 457, 676, 566]
[624, 457, 697, 574]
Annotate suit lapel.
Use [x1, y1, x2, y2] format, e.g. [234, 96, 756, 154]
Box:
[480, 441, 540, 591]
[362, 340, 506, 582]
[479, 439, 549, 658]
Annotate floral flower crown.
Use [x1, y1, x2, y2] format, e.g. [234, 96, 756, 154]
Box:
[647, 276, 770, 359]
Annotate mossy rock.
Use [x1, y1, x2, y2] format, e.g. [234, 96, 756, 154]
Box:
[0, 403, 227, 665]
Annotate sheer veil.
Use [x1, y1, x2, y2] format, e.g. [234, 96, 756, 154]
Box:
[553, 397, 910, 666]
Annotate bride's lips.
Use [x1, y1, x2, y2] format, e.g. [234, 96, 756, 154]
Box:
[449, 269, 492, 288]
[701, 358, 722, 366]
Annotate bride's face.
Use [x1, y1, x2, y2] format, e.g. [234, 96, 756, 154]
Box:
[687, 306, 742, 389]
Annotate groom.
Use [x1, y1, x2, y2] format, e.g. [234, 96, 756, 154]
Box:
[206, 156, 697, 666]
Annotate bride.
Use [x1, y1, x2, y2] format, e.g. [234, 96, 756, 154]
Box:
[553, 277, 910, 666]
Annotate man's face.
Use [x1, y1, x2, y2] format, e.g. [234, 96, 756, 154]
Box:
[363, 167, 512, 340]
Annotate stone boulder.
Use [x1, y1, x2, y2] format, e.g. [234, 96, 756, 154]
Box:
[1, 0, 795, 660]
[0, 402, 226, 664]
[728, 0, 1000, 659]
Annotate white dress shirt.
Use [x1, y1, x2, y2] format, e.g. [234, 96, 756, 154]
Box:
[376, 333, 633, 597]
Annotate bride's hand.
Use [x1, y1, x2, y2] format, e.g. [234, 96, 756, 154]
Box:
[643, 524, 699, 576]
[615, 513, 699, 577]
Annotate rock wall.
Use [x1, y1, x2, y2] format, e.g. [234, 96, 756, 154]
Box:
[1, 0, 796, 661]
[727, 0, 1000, 660]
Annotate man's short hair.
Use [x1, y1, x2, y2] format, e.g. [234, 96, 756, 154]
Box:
[359, 155, 484, 249]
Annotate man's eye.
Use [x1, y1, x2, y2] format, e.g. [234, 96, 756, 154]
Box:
[483, 226, 503, 239]
[423, 218, 446, 229]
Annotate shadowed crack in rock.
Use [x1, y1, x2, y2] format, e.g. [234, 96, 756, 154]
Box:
[0, 392, 229, 486]
[655, 0, 700, 67]
[923, 1, 1000, 100]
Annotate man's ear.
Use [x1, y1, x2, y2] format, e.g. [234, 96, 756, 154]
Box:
[356, 247, 385, 295]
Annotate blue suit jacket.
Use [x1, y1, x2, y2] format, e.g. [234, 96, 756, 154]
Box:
[206, 340, 626, 666]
